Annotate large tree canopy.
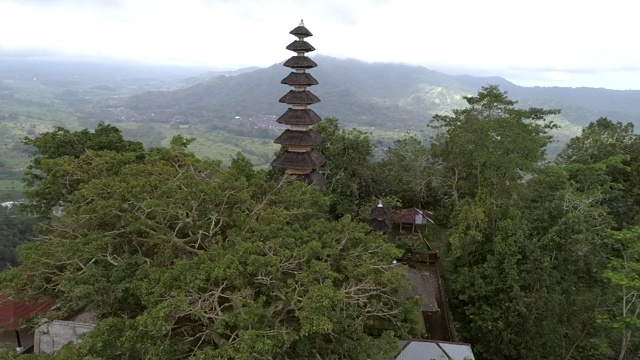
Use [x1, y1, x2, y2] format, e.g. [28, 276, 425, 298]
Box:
[432, 86, 619, 359]
[1, 135, 419, 359]
[556, 117, 640, 227]
[6, 86, 640, 360]
[314, 117, 377, 219]
[430, 85, 559, 201]
[22, 122, 144, 218]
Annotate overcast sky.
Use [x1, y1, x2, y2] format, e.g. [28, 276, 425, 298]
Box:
[0, 0, 638, 90]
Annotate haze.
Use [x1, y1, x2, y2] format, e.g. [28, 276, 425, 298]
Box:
[0, 0, 638, 90]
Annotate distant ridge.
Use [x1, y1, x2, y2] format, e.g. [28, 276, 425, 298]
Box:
[122, 56, 640, 131]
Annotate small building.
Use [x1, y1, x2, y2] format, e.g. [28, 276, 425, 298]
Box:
[0, 295, 55, 353]
[393, 208, 434, 233]
[34, 318, 97, 354]
[370, 200, 391, 234]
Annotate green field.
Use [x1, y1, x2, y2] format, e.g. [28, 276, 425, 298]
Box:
[0, 118, 413, 198]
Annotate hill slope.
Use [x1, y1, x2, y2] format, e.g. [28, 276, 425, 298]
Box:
[122, 56, 640, 131]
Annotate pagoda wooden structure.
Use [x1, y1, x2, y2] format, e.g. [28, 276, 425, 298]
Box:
[271, 20, 326, 187]
[370, 200, 391, 234]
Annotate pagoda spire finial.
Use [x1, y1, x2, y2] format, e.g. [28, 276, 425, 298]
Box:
[300, 19, 304, 26]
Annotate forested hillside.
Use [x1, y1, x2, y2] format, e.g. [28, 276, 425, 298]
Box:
[123, 56, 640, 130]
[4, 56, 640, 202]
[2, 86, 640, 359]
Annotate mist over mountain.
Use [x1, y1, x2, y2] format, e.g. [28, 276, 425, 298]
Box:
[2, 55, 639, 137]
[0, 57, 209, 87]
[122, 56, 640, 131]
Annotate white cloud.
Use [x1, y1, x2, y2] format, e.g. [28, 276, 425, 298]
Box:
[0, 0, 638, 89]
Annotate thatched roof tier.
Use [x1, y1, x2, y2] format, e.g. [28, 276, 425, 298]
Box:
[276, 108, 322, 125]
[278, 90, 320, 105]
[299, 170, 326, 188]
[369, 219, 390, 232]
[281, 72, 319, 86]
[371, 205, 391, 220]
[274, 129, 323, 146]
[283, 56, 318, 69]
[290, 24, 313, 38]
[286, 40, 315, 53]
[271, 150, 326, 169]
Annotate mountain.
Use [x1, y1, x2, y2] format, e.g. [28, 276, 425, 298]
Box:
[175, 67, 262, 89]
[122, 56, 640, 131]
[123, 56, 471, 130]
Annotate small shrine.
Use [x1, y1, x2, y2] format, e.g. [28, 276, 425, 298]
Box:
[370, 200, 391, 234]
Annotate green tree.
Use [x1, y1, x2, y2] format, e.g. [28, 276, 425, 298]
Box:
[448, 165, 614, 359]
[1, 136, 419, 359]
[602, 227, 640, 360]
[0, 206, 36, 270]
[375, 135, 436, 209]
[432, 86, 622, 359]
[430, 85, 559, 202]
[556, 118, 640, 227]
[315, 117, 377, 219]
[22, 122, 144, 217]
[557, 117, 638, 165]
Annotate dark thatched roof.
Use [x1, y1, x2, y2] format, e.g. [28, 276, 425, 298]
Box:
[271, 150, 326, 169]
[369, 219, 390, 232]
[278, 90, 320, 105]
[283, 56, 317, 69]
[286, 40, 315, 53]
[371, 205, 391, 220]
[289, 25, 313, 38]
[281, 72, 319, 86]
[276, 108, 323, 125]
[274, 129, 323, 146]
[299, 170, 326, 188]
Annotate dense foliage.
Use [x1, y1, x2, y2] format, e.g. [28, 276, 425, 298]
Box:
[1, 134, 419, 359]
[0, 206, 36, 270]
[2, 85, 640, 359]
[21, 122, 144, 218]
[313, 86, 640, 359]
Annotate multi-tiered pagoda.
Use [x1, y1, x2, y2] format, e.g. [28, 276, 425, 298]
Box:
[271, 20, 326, 187]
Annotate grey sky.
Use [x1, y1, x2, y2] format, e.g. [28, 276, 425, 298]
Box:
[0, 0, 638, 89]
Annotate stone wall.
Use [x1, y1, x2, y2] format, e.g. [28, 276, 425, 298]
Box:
[33, 320, 95, 354]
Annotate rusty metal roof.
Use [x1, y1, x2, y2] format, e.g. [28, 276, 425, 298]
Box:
[0, 295, 55, 330]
